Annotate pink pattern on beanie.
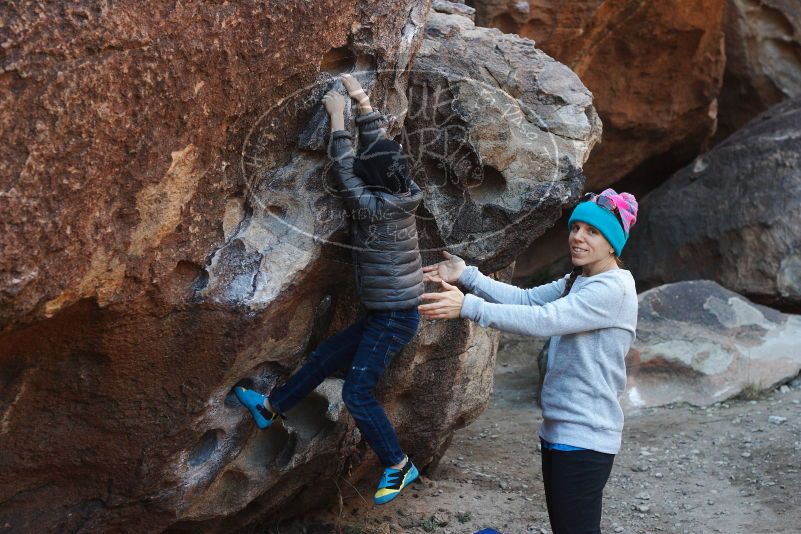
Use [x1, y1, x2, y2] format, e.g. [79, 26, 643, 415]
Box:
[598, 188, 638, 235]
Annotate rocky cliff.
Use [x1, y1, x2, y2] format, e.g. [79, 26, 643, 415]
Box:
[469, 0, 727, 190]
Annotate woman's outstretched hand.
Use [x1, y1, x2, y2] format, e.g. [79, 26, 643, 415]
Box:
[422, 250, 467, 284]
[418, 280, 465, 320]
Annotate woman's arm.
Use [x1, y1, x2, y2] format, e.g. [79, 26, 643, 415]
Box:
[458, 266, 567, 306]
[459, 277, 627, 337]
[423, 251, 567, 305]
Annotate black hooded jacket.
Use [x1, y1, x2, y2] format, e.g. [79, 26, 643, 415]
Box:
[328, 111, 424, 311]
[353, 137, 410, 195]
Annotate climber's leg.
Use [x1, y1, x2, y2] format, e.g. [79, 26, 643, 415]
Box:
[268, 316, 366, 416]
[341, 309, 419, 467]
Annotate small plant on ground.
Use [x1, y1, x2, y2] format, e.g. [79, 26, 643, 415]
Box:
[736, 382, 764, 401]
[420, 516, 438, 532]
[456, 511, 472, 523]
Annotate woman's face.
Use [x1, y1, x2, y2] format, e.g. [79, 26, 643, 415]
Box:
[568, 221, 613, 268]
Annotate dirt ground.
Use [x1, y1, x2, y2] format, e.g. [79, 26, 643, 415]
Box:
[276, 333, 801, 534]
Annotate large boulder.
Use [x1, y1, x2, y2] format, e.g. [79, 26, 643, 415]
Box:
[468, 0, 727, 190]
[404, 7, 602, 273]
[715, 0, 801, 141]
[0, 2, 601, 532]
[625, 97, 801, 311]
[624, 280, 801, 409]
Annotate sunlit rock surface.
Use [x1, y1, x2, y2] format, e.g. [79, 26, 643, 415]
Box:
[469, 0, 726, 189]
[624, 281, 801, 409]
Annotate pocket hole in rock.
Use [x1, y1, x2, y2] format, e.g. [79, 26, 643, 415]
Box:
[188, 429, 222, 467]
[355, 53, 377, 73]
[192, 268, 210, 293]
[469, 165, 507, 203]
[225, 378, 256, 408]
[283, 392, 335, 442]
[265, 204, 286, 218]
[241, 422, 295, 470]
[321, 46, 356, 75]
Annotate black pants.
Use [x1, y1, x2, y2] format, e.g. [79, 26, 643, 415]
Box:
[541, 444, 615, 534]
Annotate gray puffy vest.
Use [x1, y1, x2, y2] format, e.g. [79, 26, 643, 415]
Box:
[329, 113, 425, 311]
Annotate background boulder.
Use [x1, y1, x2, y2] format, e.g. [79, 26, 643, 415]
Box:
[624, 280, 801, 408]
[469, 1, 801, 290]
[468, 0, 727, 190]
[625, 97, 801, 311]
[715, 0, 801, 141]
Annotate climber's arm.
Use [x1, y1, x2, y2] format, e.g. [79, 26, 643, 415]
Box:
[342, 73, 373, 115]
[341, 73, 387, 148]
[322, 90, 379, 216]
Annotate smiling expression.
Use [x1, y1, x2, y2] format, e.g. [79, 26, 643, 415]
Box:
[569, 221, 616, 272]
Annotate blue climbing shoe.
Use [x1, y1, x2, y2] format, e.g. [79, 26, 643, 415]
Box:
[374, 458, 419, 505]
[234, 387, 277, 429]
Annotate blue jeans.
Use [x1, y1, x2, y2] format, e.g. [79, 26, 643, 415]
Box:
[269, 308, 420, 467]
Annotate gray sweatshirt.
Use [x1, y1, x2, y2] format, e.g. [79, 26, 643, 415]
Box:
[458, 266, 638, 454]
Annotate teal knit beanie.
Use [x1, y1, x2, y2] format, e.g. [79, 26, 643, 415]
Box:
[567, 189, 639, 256]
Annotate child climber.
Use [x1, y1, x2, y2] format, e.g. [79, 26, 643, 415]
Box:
[235, 74, 425, 505]
[418, 189, 639, 534]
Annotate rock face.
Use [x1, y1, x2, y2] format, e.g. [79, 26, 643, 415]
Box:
[625, 97, 801, 311]
[404, 8, 602, 274]
[624, 281, 801, 409]
[468, 0, 727, 190]
[715, 0, 801, 141]
[0, 0, 426, 329]
[0, 2, 600, 532]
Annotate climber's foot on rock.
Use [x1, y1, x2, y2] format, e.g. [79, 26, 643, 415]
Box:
[234, 387, 277, 429]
